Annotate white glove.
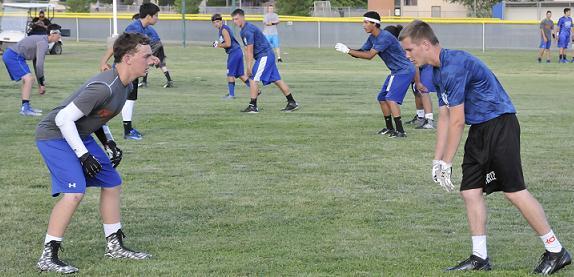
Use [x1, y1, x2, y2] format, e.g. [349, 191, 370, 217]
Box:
[437, 161, 454, 192]
[212, 41, 219, 48]
[335, 43, 350, 54]
[432, 160, 441, 183]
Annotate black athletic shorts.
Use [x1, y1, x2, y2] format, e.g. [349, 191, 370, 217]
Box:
[461, 113, 526, 194]
[127, 78, 138, 100]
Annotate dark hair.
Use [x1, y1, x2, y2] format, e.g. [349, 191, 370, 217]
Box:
[546, 10, 552, 14]
[132, 13, 140, 20]
[139, 3, 160, 18]
[565, 8, 571, 14]
[113, 32, 150, 63]
[47, 24, 61, 31]
[211, 13, 222, 21]
[384, 24, 403, 38]
[363, 11, 381, 28]
[231, 8, 245, 17]
[399, 20, 439, 45]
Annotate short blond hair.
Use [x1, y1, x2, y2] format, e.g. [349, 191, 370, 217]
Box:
[399, 20, 439, 45]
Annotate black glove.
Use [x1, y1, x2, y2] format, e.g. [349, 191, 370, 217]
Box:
[105, 140, 123, 168]
[79, 153, 102, 178]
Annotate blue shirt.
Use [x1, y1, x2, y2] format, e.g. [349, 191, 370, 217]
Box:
[557, 16, 572, 37]
[145, 26, 160, 43]
[220, 24, 241, 54]
[240, 22, 272, 59]
[125, 19, 147, 35]
[433, 49, 516, 125]
[359, 30, 414, 75]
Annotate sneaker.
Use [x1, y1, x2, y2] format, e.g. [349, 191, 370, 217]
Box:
[163, 81, 174, 88]
[405, 115, 424, 125]
[20, 103, 42, 116]
[124, 129, 143, 140]
[533, 248, 571, 275]
[105, 229, 151, 260]
[377, 128, 394, 135]
[388, 130, 407, 138]
[278, 57, 283, 63]
[415, 119, 435, 129]
[446, 255, 492, 271]
[281, 101, 299, 112]
[241, 104, 259, 113]
[37, 241, 79, 274]
[138, 81, 147, 88]
[222, 94, 236, 100]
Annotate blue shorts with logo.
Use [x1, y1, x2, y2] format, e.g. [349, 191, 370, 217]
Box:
[557, 35, 570, 49]
[378, 70, 415, 104]
[265, 34, 280, 48]
[2, 48, 31, 81]
[227, 48, 245, 78]
[539, 39, 551, 49]
[36, 136, 122, 197]
[251, 51, 281, 86]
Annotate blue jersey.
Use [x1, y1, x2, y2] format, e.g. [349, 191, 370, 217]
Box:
[557, 16, 573, 37]
[432, 49, 516, 125]
[145, 26, 161, 43]
[240, 22, 272, 59]
[220, 24, 241, 54]
[125, 19, 147, 35]
[360, 30, 414, 75]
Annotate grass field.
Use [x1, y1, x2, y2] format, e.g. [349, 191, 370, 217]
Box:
[1, 42, 573, 276]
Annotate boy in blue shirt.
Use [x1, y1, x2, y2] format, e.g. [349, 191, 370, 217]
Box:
[556, 8, 572, 63]
[231, 9, 299, 113]
[211, 13, 251, 99]
[335, 11, 415, 138]
[399, 19, 571, 274]
[137, 14, 174, 89]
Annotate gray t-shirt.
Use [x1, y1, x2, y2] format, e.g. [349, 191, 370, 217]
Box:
[9, 35, 49, 79]
[36, 69, 131, 140]
[540, 18, 554, 40]
[263, 13, 279, 35]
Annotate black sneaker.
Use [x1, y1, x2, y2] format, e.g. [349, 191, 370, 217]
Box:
[241, 104, 259, 113]
[377, 128, 394, 135]
[406, 115, 424, 125]
[278, 57, 283, 63]
[281, 101, 299, 112]
[138, 81, 147, 88]
[163, 81, 174, 88]
[105, 229, 151, 259]
[415, 119, 435, 129]
[389, 130, 407, 138]
[533, 248, 571, 275]
[37, 241, 79, 274]
[446, 255, 492, 271]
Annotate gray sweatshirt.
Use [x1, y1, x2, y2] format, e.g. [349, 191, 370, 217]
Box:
[9, 35, 49, 82]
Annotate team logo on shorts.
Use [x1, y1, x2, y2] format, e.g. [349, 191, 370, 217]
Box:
[485, 171, 496, 184]
[243, 37, 248, 46]
[441, 91, 450, 106]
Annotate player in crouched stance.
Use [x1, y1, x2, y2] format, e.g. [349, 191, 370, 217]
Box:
[34, 33, 156, 273]
[399, 20, 571, 274]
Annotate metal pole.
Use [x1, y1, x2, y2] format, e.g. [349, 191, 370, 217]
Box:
[317, 21, 321, 48]
[182, 0, 186, 48]
[112, 0, 118, 36]
[75, 17, 79, 42]
[482, 22, 485, 52]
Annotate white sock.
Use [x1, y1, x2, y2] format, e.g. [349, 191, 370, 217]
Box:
[540, 230, 563, 253]
[103, 222, 122, 238]
[416, 109, 424, 118]
[121, 100, 135, 121]
[44, 234, 63, 245]
[472, 235, 488, 259]
[424, 113, 434, 120]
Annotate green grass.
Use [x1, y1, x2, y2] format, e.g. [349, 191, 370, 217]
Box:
[1, 43, 573, 276]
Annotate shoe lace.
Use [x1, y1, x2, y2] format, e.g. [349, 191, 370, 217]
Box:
[112, 229, 138, 253]
[48, 241, 68, 266]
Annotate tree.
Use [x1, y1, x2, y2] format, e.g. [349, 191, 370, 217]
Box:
[276, 0, 367, 16]
[174, 0, 202, 13]
[447, 0, 501, 18]
[67, 0, 91, 12]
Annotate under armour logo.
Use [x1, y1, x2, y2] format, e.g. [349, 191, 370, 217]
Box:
[441, 92, 450, 106]
[68, 183, 76, 188]
[485, 171, 496, 184]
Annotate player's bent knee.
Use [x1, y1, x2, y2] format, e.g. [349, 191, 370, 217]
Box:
[61, 193, 85, 203]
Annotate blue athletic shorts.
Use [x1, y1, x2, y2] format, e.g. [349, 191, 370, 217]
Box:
[265, 34, 280, 48]
[378, 71, 415, 104]
[413, 65, 436, 94]
[2, 48, 31, 81]
[557, 35, 570, 49]
[227, 48, 245, 78]
[251, 52, 281, 86]
[36, 136, 122, 197]
[539, 39, 551, 49]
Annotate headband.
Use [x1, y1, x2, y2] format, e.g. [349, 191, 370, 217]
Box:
[363, 17, 380, 24]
